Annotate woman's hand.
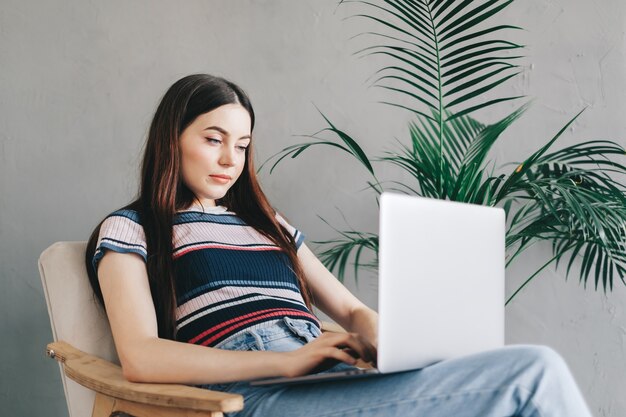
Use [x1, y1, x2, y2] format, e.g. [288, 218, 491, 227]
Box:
[280, 332, 377, 378]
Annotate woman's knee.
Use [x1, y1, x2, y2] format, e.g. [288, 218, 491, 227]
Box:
[503, 345, 589, 413]
[510, 344, 564, 365]
[505, 344, 572, 382]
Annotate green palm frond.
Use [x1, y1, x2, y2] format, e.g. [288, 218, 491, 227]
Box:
[501, 144, 626, 300]
[348, 0, 523, 120]
[379, 105, 525, 202]
[345, 0, 524, 197]
[377, 118, 447, 198]
[495, 110, 586, 202]
[315, 234, 379, 284]
[259, 108, 382, 192]
[263, 0, 626, 303]
[264, 0, 524, 199]
[451, 104, 527, 203]
[312, 216, 379, 283]
[536, 141, 626, 195]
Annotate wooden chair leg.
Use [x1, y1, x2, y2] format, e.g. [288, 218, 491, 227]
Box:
[91, 392, 225, 417]
[92, 393, 116, 417]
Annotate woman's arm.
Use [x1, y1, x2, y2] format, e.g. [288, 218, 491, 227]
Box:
[297, 243, 378, 350]
[98, 250, 363, 384]
[98, 251, 287, 384]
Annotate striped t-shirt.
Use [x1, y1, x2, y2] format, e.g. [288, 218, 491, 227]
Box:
[93, 204, 320, 347]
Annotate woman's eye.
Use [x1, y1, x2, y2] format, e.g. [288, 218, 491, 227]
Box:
[236, 145, 248, 151]
[206, 138, 222, 144]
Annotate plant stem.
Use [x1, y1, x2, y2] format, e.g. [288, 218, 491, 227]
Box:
[505, 252, 561, 305]
[426, 1, 444, 198]
[505, 239, 536, 268]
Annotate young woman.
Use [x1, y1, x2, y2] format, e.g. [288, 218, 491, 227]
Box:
[86, 73, 592, 417]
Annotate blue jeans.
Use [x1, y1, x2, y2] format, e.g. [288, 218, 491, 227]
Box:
[201, 317, 592, 417]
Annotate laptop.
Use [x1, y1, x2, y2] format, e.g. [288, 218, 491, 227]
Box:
[250, 192, 505, 386]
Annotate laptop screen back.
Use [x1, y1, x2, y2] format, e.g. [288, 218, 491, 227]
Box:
[377, 193, 505, 373]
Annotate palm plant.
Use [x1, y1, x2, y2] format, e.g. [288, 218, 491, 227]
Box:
[263, 0, 626, 304]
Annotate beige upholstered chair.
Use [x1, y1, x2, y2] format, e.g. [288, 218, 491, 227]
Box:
[40, 241, 354, 417]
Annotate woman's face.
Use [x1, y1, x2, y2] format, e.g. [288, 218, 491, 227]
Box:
[179, 103, 252, 207]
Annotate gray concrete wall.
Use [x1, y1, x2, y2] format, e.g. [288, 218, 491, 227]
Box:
[1, 0, 624, 415]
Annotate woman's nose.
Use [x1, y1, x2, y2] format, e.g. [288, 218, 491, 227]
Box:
[219, 148, 236, 166]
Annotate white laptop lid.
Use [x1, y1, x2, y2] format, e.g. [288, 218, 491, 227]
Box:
[377, 193, 505, 373]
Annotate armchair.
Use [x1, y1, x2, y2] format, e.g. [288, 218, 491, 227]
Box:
[39, 241, 352, 417]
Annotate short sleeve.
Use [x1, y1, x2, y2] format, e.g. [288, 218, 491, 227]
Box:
[275, 212, 305, 250]
[92, 209, 148, 272]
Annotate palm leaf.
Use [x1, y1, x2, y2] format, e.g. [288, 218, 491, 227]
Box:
[502, 154, 626, 296]
[495, 109, 586, 202]
[350, 0, 523, 122]
[259, 109, 381, 192]
[263, 0, 626, 303]
[313, 216, 379, 283]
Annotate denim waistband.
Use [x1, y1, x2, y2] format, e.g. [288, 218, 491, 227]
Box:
[215, 317, 321, 352]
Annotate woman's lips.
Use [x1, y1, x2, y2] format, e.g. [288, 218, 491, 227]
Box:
[209, 175, 231, 184]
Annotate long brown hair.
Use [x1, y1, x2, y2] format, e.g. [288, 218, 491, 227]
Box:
[85, 74, 313, 339]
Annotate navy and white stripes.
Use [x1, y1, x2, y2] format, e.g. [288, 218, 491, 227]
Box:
[93, 205, 319, 347]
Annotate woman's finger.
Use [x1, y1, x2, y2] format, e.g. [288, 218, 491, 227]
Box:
[323, 346, 358, 365]
[328, 333, 373, 363]
[308, 332, 374, 363]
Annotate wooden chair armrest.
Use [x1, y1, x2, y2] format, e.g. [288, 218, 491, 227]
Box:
[46, 341, 243, 413]
[320, 321, 346, 333]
